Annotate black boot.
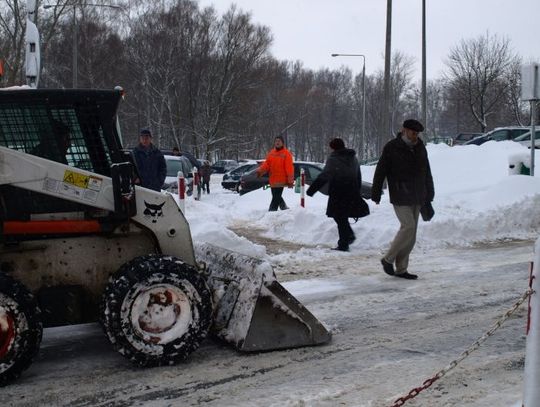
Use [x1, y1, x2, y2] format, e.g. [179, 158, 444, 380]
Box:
[395, 272, 418, 280]
[380, 259, 395, 276]
[332, 246, 349, 252]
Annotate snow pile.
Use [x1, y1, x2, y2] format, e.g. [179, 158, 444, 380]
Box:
[183, 140, 540, 260]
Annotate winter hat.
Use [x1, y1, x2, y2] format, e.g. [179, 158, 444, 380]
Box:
[403, 119, 424, 133]
[140, 128, 152, 137]
[329, 138, 345, 150]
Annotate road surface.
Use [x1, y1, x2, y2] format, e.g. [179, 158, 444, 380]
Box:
[3, 239, 533, 407]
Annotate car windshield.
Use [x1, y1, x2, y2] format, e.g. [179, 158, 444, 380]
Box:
[165, 159, 184, 176]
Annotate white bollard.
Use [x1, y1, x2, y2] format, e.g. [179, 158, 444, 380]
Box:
[177, 171, 185, 214]
[300, 168, 305, 208]
[523, 237, 540, 406]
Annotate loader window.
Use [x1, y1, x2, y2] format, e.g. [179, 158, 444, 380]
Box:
[0, 105, 50, 151]
[0, 91, 120, 222]
[0, 104, 114, 175]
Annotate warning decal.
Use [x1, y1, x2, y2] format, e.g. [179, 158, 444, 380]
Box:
[63, 170, 89, 189]
[58, 170, 102, 203]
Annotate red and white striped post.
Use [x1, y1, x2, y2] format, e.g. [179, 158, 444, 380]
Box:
[300, 168, 306, 208]
[177, 171, 185, 214]
[523, 238, 540, 406]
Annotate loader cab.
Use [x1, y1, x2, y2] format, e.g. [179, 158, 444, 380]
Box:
[0, 88, 126, 225]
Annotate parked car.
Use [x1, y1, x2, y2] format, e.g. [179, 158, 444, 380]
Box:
[451, 132, 483, 146]
[212, 159, 238, 174]
[514, 129, 540, 148]
[221, 161, 261, 192]
[239, 161, 374, 199]
[161, 155, 194, 193]
[464, 127, 530, 145]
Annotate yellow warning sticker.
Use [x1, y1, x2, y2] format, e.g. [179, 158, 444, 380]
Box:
[63, 170, 90, 189]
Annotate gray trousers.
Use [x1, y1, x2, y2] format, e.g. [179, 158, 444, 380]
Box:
[383, 204, 421, 274]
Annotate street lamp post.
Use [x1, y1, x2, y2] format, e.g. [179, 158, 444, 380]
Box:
[331, 53, 366, 159]
[44, 3, 121, 88]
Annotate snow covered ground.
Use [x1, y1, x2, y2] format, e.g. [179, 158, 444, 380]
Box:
[4, 140, 540, 406]
[186, 140, 540, 259]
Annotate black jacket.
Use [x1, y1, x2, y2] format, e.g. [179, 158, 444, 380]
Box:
[371, 134, 434, 205]
[307, 148, 367, 218]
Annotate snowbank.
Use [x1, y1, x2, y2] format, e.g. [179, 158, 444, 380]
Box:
[184, 140, 540, 261]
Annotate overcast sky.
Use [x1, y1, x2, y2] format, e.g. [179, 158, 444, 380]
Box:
[197, 0, 540, 82]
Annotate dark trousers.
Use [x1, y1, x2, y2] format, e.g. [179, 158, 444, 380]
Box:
[334, 216, 354, 249]
[202, 180, 210, 193]
[269, 187, 288, 211]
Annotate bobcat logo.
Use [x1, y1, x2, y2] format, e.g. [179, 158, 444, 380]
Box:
[143, 201, 165, 223]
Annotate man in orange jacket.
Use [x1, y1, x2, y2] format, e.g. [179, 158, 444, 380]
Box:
[257, 136, 294, 211]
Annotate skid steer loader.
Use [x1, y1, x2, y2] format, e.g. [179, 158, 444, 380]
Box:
[0, 88, 331, 385]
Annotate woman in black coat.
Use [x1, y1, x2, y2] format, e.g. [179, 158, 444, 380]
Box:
[307, 138, 369, 251]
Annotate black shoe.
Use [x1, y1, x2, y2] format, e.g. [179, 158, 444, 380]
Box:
[348, 235, 356, 244]
[394, 272, 418, 280]
[380, 259, 395, 276]
[332, 246, 349, 252]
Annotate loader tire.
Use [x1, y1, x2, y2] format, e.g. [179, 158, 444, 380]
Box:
[100, 255, 213, 367]
[0, 273, 42, 386]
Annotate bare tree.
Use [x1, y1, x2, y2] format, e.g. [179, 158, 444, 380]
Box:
[444, 33, 519, 132]
[0, 0, 122, 86]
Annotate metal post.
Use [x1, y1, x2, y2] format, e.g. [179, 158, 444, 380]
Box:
[361, 60, 366, 160]
[523, 239, 540, 406]
[73, 6, 77, 88]
[531, 100, 536, 176]
[383, 0, 393, 151]
[421, 0, 427, 134]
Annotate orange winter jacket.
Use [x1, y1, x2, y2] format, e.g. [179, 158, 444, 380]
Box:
[257, 147, 294, 187]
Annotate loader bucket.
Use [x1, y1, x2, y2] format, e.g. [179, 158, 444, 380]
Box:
[196, 243, 331, 351]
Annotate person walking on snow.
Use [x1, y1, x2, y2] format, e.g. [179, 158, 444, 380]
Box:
[257, 135, 294, 211]
[199, 161, 212, 194]
[371, 119, 434, 280]
[307, 138, 369, 252]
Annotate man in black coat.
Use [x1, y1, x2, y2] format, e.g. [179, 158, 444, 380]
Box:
[372, 119, 434, 279]
[307, 138, 369, 252]
[132, 129, 167, 191]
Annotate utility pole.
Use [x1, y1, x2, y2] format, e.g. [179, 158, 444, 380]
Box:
[421, 0, 427, 135]
[44, 3, 121, 89]
[382, 0, 392, 153]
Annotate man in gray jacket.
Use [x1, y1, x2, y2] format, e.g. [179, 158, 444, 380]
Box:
[371, 119, 434, 280]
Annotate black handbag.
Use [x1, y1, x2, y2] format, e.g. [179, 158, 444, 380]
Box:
[420, 201, 434, 221]
[350, 194, 370, 222]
